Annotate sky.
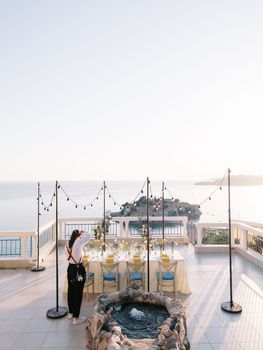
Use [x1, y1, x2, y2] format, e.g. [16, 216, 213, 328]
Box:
[0, 0, 263, 181]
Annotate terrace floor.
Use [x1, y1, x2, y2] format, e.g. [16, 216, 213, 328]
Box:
[0, 244, 263, 350]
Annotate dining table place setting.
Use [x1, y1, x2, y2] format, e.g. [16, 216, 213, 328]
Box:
[75, 247, 192, 295]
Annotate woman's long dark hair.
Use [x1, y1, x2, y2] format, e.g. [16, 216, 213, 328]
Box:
[69, 229, 81, 248]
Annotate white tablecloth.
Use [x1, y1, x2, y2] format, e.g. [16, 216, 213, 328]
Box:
[65, 250, 191, 295]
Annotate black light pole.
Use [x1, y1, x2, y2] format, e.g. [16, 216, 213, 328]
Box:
[31, 182, 45, 272]
[47, 181, 68, 319]
[103, 181, 106, 251]
[221, 169, 242, 314]
[162, 181, 165, 250]
[146, 177, 150, 292]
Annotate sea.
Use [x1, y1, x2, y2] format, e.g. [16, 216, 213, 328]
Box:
[1, 180, 263, 231]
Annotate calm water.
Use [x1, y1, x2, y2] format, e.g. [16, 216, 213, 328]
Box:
[0, 180, 263, 231]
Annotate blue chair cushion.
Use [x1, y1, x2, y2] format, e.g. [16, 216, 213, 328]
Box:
[130, 272, 142, 280]
[103, 273, 117, 281]
[162, 272, 174, 280]
[156, 272, 174, 280]
[87, 272, 94, 279]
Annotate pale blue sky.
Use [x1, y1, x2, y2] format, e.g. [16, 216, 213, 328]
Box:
[1, 0, 263, 181]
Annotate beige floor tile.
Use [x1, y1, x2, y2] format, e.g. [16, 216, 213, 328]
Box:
[14, 332, 47, 348]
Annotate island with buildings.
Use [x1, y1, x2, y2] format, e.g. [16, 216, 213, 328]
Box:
[111, 196, 201, 221]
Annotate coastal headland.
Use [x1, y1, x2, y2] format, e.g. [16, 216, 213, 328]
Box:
[195, 175, 263, 186]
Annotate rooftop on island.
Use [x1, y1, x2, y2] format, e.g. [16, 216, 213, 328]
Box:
[0, 244, 263, 349]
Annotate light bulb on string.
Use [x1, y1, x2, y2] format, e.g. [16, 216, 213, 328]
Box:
[220, 186, 222, 190]
[114, 202, 116, 205]
[53, 193, 56, 197]
[96, 197, 98, 200]
[141, 190, 143, 193]
[84, 206, 86, 210]
[75, 205, 78, 208]
[209, 197, 211, 200]
[91, 204, 93, 207]
[58, 185, 60, 189]
[47, 208, 49, 212]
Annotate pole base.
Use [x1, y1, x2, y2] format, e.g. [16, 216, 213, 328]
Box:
[46, 306, 68, 319]
[31, 266, 46, 272]
[221, 301, 242, 314]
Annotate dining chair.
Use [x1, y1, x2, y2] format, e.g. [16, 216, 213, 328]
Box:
[156, 260, 177, 293]
[101, 261, 120, 292]
[82, 258, 95, 300]
[126, 261, 145, 289]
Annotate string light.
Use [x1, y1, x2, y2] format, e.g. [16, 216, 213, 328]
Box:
[39, 172, 228, 220]
[198, 170, 228, 207]
[38, 183, 56, 213]
[57, 181, 104, 211]
[104, 179, 147, 210]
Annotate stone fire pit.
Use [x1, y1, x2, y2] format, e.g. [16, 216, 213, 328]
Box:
[86, 284, 190, 350]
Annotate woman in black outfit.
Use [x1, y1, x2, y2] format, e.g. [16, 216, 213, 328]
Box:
[65, 229, 91, 325]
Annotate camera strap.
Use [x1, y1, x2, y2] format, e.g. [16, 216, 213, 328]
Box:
[66, 245, 81, 265]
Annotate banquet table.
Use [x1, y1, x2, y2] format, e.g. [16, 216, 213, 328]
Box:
[63, 250, 191, 295]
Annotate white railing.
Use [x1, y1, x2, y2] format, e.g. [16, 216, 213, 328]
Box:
[3, 216, 263, 269]
[58, 216, 189, 240]
[0, 230, 35, 259]
[195, 220, 263, 268]
[0, 220, 56, 261]
[0, 215, 188, 262]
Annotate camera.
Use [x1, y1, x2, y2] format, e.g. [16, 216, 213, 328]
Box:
[77, 274, 83, 282]
[70, 273, 84, 284]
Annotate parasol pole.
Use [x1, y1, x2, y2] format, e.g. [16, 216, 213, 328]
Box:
[221, 169, 242, 314]
[162, 181, 165, 250]
[31, 182, 45, 272]
[103, 181, 106, 251]
[46, 181, 68, 319]
[147, 177, 150, 292]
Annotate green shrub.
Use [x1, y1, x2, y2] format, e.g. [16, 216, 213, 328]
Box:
[202, 230, 229, 244]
